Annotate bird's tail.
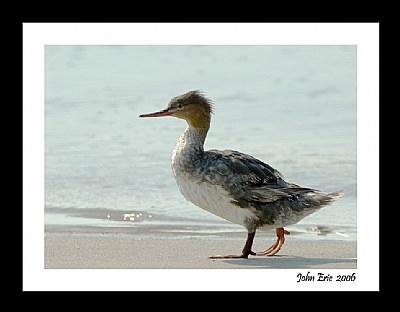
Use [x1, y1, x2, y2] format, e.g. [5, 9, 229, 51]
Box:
[306, 190, 343, 208]
[326, 191, 344, 201]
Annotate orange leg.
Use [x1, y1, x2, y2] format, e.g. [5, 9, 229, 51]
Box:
[256, 227, 290, 256]
[209, 232, 256, 259]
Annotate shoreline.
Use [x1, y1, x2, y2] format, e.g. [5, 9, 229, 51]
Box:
[45, 233, 357, 269]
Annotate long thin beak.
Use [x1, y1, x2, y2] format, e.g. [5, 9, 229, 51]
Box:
[139, 108, 173, 118]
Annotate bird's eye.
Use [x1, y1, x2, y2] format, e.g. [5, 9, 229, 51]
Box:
[178, 104, 183, 109]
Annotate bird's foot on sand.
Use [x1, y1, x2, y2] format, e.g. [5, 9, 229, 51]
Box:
[209, 232, 257, 259]
[209, 251, 256, 259]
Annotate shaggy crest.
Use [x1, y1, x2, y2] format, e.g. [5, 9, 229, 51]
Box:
[168, 90, 214, 116]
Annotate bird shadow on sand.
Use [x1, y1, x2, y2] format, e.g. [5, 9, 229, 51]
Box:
[219, 255, 357, 269]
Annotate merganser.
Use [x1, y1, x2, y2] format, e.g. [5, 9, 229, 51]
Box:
[139, 90, 342, 258]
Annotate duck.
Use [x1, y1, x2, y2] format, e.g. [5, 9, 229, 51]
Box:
[139, 90, 342, 258]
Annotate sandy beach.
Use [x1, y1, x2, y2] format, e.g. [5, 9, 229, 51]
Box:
[45, 235, 356, 269]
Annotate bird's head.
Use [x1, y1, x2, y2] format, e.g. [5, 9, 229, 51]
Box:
[139, 90, 213, 129]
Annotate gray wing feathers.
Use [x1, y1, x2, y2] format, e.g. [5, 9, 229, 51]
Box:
[202, 149, 342, 212]
[204, 149, 285, 186]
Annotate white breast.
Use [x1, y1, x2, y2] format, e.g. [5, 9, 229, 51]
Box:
[173, 172, 254, 227]
[170, 126, 255, 227]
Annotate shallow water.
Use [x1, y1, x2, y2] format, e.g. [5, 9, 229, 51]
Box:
[45, 45, 356, 240]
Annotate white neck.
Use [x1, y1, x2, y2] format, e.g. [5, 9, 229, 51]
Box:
[171, 126, 208, 175]
[178, 126, 208, 152]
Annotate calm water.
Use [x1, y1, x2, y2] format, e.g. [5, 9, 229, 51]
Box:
[45, 45, 356, 240]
